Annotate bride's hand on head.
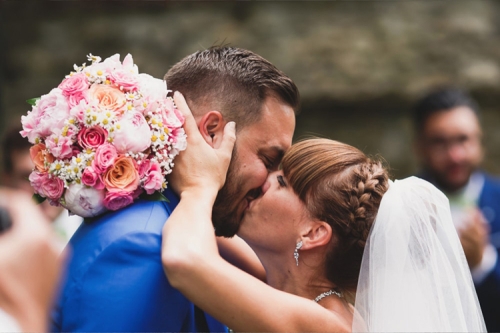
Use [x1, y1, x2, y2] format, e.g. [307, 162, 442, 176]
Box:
[169, 92, 236, 197]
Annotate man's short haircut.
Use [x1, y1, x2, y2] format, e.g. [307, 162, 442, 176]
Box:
[2, 125, 31, 174]
[412, 87, 480, 134]
[165, 46, 300, 127]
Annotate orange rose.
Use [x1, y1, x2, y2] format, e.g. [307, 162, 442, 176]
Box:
[88, 84, 126, 113]
[29, 143, 55, 172]
[103, 155, 139, 193]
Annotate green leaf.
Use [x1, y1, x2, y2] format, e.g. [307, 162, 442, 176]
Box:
[140, 191, 169, 203]
[26, 97, 40, 106]
[32, 193, 46, 204]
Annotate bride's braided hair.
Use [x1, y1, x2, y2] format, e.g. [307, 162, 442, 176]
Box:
[281, 138, 389, 292]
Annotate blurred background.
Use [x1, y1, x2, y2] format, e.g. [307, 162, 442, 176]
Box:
[1, 0, 500, 179]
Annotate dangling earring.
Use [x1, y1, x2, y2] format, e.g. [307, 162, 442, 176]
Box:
[294, 241, 303, 266]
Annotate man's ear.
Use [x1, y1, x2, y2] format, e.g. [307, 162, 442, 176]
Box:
[300, 221, 333, 250]
[198, 111, 226, 148]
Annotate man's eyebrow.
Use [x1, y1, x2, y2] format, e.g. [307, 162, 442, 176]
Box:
[263, 146, 286, 159]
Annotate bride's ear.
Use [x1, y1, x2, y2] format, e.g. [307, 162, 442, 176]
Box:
[198, 111, 226, 148]
[301, 221, 333, 250]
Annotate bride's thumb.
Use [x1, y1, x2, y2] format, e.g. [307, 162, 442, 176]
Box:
[219, 121, 236, 160]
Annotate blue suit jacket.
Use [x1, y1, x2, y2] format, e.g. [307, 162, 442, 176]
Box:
[476, 174, 500, 332]
[51, 189, 226, 332]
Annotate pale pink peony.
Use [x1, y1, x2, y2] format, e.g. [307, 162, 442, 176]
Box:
[113, 111, 151, 153]
[169, 127, 187, 153]
[92, 143, 118, 173]
[122, 54, 139, 73]
[82, 54, 120, 80]
[20, 112, 38, 144]
[21, 88, 70, 142]
[139, 160, 164, 194]
[102, 54, 121, 69]
[29, 171, 64, 201]
[63, 183, 107, 218]
[77, 126, 108, 149]
[138, 73, 167, 102]
[161, 98, 184, 128]
[81, 166, 105, 190]
[69, 99, 89, 123]
[45, 134, 74, 159]
[103, 191, 134, 211]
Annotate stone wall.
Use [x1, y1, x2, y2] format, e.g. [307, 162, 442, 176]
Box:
[2, 1, 500, 177]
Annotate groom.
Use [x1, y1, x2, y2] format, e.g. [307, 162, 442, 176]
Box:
[51, 46, 299, 332]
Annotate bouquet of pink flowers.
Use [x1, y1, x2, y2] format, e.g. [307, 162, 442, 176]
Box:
[21, 54, 187, 218]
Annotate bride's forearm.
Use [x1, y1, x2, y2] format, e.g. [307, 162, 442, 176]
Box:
[162, 187, 220, 288]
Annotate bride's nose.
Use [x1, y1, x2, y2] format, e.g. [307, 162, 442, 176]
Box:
[261, 171, 279, 194]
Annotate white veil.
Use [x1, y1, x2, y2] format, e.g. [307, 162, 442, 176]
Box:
[352, 177, 486, 332]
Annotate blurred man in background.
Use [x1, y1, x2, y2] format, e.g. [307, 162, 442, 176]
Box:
[1, 126, 81, 244]
[413, 87, 500, 332]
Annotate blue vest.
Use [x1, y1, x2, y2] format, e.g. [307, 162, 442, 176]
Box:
[51, 189, 226, 332]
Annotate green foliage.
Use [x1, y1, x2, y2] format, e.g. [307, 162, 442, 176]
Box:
[26, 97, 40, 106]
[32, 193, 46, 204]
[140, 191, 169, 203]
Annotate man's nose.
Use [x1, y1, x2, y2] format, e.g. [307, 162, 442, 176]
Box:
[447, 143, 466, 163]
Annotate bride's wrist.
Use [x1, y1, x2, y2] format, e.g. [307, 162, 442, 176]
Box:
[180, 186, 218, 203]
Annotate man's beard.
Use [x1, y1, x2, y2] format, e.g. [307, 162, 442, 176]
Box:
[212, 152, 242, 238]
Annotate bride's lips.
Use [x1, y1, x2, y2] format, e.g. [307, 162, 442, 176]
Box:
[242, 188, 263, 213]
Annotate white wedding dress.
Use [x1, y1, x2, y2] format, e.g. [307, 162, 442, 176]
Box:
[353, 177, 486, 332]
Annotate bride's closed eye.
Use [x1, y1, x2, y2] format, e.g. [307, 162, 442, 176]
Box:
[277, 175, 287, 187]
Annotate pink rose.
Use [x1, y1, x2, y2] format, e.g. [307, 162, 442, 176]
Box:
[77, 126, 108, 149]
[29, 171, 64, 201]
[113, 111, 151, 153]
[102, 155, 139, 193]
[140, 160, 163, 194]
[59, 73, 89, 96]
[68, 93, 86, 109]
[108, 69, 139, 92]
[63, 183, 106, 218]
[87, 84, 126, 114]
[45, 134, 73, 159]
[103, 191, 134, 211]
[81, 166, 105, 190]
[92, 143, 118, 173]
[29, 171, 45, 195]
[71, 145, 82, 158]
[30, 143, 55, 172]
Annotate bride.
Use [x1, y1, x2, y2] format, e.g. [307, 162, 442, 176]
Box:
[162, 93, 486, 332]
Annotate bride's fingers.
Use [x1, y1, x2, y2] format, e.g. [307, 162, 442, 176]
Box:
[218, 121, 236, 165]
[173, 91, 202, 143]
